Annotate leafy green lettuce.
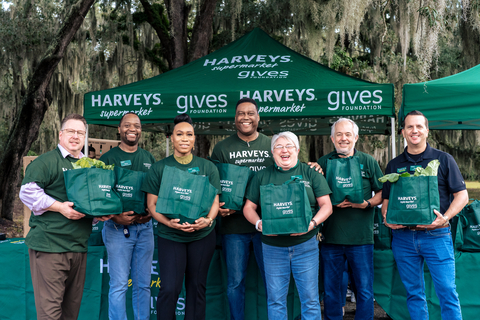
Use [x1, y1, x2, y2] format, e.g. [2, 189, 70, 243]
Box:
[72, 157, 114, 170]
[378, 160, 440, 183]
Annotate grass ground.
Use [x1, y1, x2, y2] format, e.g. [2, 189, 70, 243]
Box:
[465, 181, 480, 201]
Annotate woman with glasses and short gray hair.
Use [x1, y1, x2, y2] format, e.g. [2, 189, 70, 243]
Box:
[244, 131, 333, 320]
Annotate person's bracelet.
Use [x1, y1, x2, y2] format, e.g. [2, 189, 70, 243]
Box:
[310, 219, 318, 228]
[442, 215, 449, 225]
[255, 219, 262, 231]
[205, 216, 213, 227]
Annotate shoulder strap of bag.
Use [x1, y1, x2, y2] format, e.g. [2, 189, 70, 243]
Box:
[283, 176, 301, 185]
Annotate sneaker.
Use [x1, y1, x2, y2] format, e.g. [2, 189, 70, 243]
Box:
[346, 289, 353, 298]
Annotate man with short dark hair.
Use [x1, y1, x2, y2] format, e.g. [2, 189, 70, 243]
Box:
[318, 118, 384, 320]
[100, 111, 155, 320]
[382, 110, 468, 320]
[211, 98, 272, 320]
[20, 113, 112, 320]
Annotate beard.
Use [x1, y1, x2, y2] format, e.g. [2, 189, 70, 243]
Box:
[121, 133, 140, 146]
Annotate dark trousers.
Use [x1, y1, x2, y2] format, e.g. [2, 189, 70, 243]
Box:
[29, 249, 87, 320]
[156, 230, 216, 320]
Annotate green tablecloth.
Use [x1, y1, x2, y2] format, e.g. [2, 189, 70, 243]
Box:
[0, 232, 301, 320]
[3, 231, 479, 319]
[373, 249, 480, 320]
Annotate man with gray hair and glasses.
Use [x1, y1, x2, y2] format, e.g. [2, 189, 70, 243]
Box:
[20, 113, 112, 320]
[318, 118, 384, 320]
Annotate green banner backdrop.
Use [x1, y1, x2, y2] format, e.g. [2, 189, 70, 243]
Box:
[84, 28, 394, 135]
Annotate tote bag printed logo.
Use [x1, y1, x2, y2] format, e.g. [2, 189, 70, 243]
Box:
[397, 196, 418, 209]
[116, 185, 134, 198]
[336, 176, 353, 188]
[469, 224, 480, 235]
[173, 186, 192, 201]
[99, 184, 112, 192]
[274, 201, 294, 215]
[221, 179, 234, 193]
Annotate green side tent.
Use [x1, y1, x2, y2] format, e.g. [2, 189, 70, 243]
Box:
[84, 28, 396, 155]
[399, 64, 480, 129]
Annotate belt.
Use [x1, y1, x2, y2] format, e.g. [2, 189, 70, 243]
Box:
[130, 221, 148, 226]
[407, 225, 449, 231]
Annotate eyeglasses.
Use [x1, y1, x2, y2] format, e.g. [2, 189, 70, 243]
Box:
[273, 144, 296, 150]
[62, 129, 86, 137]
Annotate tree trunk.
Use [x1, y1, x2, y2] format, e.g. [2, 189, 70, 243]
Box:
[189, 0, 218, 62]
[139, 0, 218, 157]
[0, 0, 95, 220]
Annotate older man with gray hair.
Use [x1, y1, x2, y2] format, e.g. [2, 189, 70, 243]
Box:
[317, 118, 384, 320]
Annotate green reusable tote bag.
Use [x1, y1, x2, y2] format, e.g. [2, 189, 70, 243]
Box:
[211, 160, 254, 211]
[386, 176, 439, 225]
[114, 166, 147, 215]
[373, 207, 391, 250]
[326, 155, 363, 205]
[455, 200, 480, 252]
[260, 178, 312, 235]
[156, 165, 218, 223]
[64, 168, 123, 217]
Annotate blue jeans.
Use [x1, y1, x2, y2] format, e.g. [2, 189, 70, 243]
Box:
[102, 219, 154, 320]
[262, 236, 320, 320]
[321, 244, 374, 320]
[392, 227, 462, 320]
[222, 232, 266, 320]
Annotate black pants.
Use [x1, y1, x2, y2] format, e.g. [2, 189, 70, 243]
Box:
[156, 230, 216, 320]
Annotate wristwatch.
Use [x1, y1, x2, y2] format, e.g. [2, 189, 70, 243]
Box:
[365, 200, 371, 209]
[205, 216, 214, 227]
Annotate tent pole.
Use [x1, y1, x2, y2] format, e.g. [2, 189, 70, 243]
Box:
[85, 124, 89, 157]
[166, 136, 169, 157]
[391, 117, 396, 158]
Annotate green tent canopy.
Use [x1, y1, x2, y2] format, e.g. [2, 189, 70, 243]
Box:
[84, 28, 395, 136]
[400, 64, 480, 130]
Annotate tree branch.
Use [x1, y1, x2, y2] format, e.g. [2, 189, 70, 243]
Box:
[0, 0, 95, 220]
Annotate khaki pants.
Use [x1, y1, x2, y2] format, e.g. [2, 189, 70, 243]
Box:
[29, 249, 87, 320]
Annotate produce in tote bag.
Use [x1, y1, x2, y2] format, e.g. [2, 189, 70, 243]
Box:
[211, 159, 254, 211]
[326, 155, 363, 205]
[114, 166, 148, 215]
[260, 177, 312, 235]
[64, 157, 122, 217]
[380, 160, 440, 226]
[156, 165, 218, 224]
[455, 200, 480, 252]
